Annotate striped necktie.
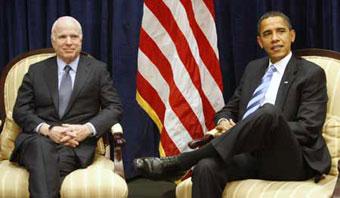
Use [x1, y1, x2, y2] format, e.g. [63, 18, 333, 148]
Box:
[59, 65, 72, 117]
[242, 65, 277, 119]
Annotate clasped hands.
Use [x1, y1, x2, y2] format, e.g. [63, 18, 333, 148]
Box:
[40, 123, 91, 147]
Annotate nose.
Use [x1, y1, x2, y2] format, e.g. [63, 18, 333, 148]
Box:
[65, 36, 72, 44]
[271, 32, 279, 42]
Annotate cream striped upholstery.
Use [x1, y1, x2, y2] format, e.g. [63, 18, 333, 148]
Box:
[176, 52, 340, 198]
[0, 155, 128, 198]
[0, 49, 128, 197]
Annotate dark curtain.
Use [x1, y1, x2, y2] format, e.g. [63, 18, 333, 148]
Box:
[1, 0, 340, 179]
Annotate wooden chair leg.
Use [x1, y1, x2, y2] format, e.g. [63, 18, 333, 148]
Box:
[332, 160, 340, 197]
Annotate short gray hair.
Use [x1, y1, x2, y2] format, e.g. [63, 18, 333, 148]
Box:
[51, 16, 83, 41]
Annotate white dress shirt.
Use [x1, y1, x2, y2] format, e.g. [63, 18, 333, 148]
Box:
[262, 51, 292, 105]
[57, 57, 79, 90]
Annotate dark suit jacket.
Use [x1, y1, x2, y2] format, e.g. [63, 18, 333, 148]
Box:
[215, 54, 331, 175]
[11, 55, 123, 167]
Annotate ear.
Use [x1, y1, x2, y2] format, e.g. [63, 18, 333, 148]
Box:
[257, 36, 263, 49]
[290, 29, 296, 43]
[51, 40, 56, 50]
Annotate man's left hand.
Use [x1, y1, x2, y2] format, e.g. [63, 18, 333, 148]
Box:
[62, 124, 92, 143]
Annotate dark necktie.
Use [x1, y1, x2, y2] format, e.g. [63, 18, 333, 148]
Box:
[242, 65, 277, 119]
[59, 65, 72, 117]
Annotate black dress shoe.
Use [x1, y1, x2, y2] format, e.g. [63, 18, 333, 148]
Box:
[134, 156, 184, 180]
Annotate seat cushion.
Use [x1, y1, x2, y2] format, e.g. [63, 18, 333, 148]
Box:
[0, 155, 127, 198]
[0, 160, 29, 197]
[176, 175, 337, 198]
[222, 176, 337, 198]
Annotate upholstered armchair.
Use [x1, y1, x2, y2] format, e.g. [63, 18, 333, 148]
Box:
[176, 48, 340, 198]
[0, 48, 128, 197]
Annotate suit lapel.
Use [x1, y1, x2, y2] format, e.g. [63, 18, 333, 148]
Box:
[275, 56, 298, 109]
[43, 57, 59, 113]
[63, 56, 92, 117]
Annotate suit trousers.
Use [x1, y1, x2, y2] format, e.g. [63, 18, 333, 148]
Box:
[192, 104, 315, 198]
[16, 134, 80, 198]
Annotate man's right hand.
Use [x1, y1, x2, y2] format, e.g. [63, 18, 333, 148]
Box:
[39, 124, 79, 147]
[214, 119, 236, 137]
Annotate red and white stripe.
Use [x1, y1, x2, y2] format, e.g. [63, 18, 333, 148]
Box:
[137, 0, 224, 156]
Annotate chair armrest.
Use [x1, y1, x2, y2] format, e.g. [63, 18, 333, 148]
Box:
[332, 160, 340, 197]
[111, 123, 126, 178]
[187, 129, 219, 149]
[188, 134, 214, 149]
[112, 124, 126, 149]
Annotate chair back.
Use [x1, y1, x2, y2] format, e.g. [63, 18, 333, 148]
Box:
[296, 48, 340, 176]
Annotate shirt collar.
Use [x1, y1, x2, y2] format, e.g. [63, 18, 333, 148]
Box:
[268, 51, 292, 74]
[57, 56, 80, 72]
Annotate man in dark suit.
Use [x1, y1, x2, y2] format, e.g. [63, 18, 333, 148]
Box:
[134, 11, 331, 198]
[10, 16, 123, 198]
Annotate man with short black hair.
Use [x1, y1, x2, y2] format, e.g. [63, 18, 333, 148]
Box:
[134, 11, 331, 198]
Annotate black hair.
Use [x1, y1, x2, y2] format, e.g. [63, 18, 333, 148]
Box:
[257, 11, 292, 35]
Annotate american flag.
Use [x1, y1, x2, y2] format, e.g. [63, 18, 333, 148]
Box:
[136, 0, 224, 156]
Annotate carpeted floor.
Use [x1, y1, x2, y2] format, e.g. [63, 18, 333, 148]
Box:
[127, 177, 176, 198]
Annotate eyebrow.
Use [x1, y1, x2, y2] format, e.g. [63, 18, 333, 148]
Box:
[261, 27, 288, 34]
